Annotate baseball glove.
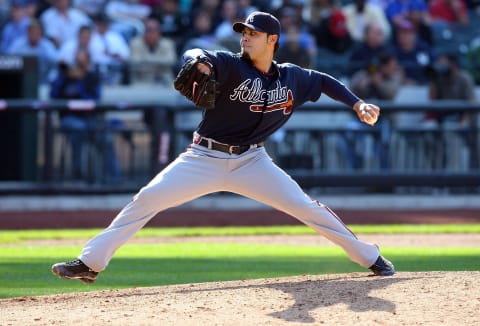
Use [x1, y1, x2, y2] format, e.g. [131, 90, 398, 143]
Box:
[174, 57, 217, 110]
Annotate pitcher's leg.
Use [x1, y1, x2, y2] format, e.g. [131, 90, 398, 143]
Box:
[79, 150, 224, 271]
[228, 150, 379, 268]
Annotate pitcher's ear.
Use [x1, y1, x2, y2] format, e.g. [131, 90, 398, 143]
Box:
[269, 34, 279, 44]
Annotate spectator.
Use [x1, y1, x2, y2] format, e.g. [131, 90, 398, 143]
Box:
[91, 13, 130, 84]
[426, 52, 476, 170]
[0, 0, 10, 27]
[155, 0, 190, 44]
[429, 0, 469, 26]
[179, 9, 226, 54]
[57, 25, 104, 66]
[350, 51, 404, 100]
[238, 0, 258, 16]
[465, 0, 480, 11]
[50, 48, 120, 180]
[277, 6, 317, 64]
[385, 0, 433, 45]
[304, 0, 337, 23]
[1, 0, 31, 53]
[338, 51, 402, 170]
[250, 0, 270, 12]
[24, 0, 39, 19]
[73, 0, 109, 18]
[342, 0, 390, 42]
[40, 0, 91, 49]
[465, 36, 480, 85]
[275, 2, 310, 30]
[368, 0, 390, 10]
[349, 23, 391, 73]
[392, 19, 432, 84]
[129, 17, 177, 85]
[104, 0, 152, 42]
[386, 0, 428, 27]
[7, 18, 58, 83]
[140, 0, 163, 17]
[50, 49, 101, 101]
[276, 24, 313, 68]
[214, 0, 245, 52]
[309, 0, 353, 54]
[34, 0, 51, 16]
[189, 0, 222, 31]
[280, 0, 305, 18]
[214, 0, 241, 41]
[426, 52, 476, 124]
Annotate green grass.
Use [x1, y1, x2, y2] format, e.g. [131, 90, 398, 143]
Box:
[1, 224, 479, 243]
[1, 242, 479, 299]
[0, 224, 479, 299]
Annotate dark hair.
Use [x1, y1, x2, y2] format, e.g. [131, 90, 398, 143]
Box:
[28, 18, 43, 32]
[78, 25, 92, 34]
[444, 53, 459, 66]
[378, 50, 395, 66]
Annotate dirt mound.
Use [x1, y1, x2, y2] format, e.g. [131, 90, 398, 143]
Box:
[2, 271, 478, 325]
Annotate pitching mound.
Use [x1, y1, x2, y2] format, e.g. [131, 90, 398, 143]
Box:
[2, 271, 478, 325]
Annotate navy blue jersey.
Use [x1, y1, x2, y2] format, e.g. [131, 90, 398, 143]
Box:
[183, 49, 360, 146]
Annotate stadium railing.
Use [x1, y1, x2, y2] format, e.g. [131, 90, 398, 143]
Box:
[0, 99, 478, 194]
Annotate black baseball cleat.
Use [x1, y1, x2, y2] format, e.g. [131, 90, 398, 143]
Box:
[369, 255, 395, 276]
[52, 259, 99, 284]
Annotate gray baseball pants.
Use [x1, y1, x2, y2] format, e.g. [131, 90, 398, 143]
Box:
[79, 144, 380, 272]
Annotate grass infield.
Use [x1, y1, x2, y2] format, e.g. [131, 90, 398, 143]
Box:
[1, 224, 480, 244]
[0, 224, 479, 299]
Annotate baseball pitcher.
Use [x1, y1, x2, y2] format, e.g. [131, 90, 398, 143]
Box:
[52, 11, 394, 284]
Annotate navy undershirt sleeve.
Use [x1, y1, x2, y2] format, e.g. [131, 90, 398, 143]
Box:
[321, 73, 361, 108]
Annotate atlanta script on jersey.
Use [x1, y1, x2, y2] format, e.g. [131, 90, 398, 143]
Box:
[182, 49, 360, 146]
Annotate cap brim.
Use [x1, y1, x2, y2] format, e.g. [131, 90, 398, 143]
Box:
[232, 22, 267, 33]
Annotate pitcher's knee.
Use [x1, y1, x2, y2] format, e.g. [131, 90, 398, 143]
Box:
[283, 198, 327, 219]
[130, 186, 161, 207]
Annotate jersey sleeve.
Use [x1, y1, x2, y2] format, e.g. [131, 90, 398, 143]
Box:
[293, 66, 360, 107]
[319, 72, 360, 107]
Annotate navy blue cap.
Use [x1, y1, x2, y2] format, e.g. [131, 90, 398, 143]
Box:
[233, 11, 281, 35]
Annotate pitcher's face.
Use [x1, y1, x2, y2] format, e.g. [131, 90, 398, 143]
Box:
[240, 28, 271, 61]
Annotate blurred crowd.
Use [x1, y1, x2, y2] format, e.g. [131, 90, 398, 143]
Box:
[1, 0, 477, 177]
[0, 0, 479, 97]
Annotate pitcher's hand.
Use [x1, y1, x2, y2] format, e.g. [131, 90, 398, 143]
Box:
[353, 101, 380, 126]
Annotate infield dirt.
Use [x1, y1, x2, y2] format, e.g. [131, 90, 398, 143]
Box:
[1, 271, 479, 326]
[1, 206, 479, 325]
